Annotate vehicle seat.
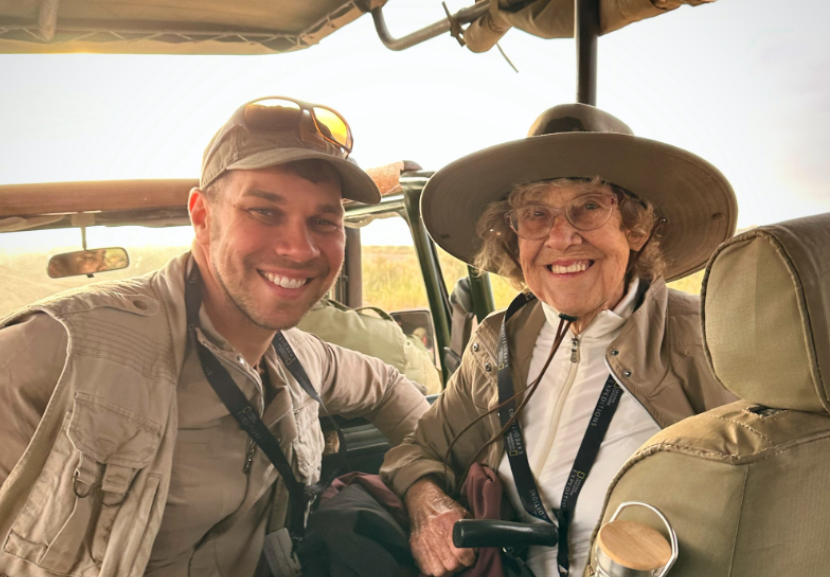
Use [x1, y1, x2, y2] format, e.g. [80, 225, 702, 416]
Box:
[298, 298, 441, 394]
[586, 213, 830, 577]
[445, 277, 475, 375]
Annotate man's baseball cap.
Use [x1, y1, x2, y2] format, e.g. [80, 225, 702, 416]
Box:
[200, 97, 381, 205]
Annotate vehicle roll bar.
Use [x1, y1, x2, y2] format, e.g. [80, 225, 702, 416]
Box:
[576, 0, 599, 105]
[370, 2, 490, 51]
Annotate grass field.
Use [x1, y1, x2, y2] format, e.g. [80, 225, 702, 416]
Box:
[0, 245, 190, 317]
[361, 245, 704, 313]
[0, 243, 704, 318]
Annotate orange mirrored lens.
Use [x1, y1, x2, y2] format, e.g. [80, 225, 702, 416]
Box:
[243, 99, 302, 131]
[312, 107, 352, 150]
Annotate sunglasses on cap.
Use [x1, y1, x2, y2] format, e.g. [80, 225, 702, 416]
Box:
[222, 96, 353, 158]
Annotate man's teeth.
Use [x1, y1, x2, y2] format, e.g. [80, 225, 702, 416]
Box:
[549, 261, 590, 274]
[262, 271, 307, 289]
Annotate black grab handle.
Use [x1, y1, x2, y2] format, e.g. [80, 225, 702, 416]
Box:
[453, 519, 559, 549]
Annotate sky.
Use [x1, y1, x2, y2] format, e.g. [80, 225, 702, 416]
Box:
[0, 0, 828, 246]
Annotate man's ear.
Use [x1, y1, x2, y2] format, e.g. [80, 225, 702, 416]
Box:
[189, 188, 210, 245]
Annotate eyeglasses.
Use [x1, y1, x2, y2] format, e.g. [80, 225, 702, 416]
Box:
[226, 96, 353, 157]
[505, 193, 618, 240]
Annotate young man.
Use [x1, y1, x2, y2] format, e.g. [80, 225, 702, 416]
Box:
[0, 97, 429, 577]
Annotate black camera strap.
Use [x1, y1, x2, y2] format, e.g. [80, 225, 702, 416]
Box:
[497, 293, 622, 577]
[185, 263, 346, 547]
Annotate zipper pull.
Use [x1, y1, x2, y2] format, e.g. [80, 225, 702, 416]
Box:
[570, 337, 580, 363]
[243, 442, 256, 474]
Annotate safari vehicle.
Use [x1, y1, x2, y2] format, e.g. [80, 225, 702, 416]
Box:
[0, 0, 710, 382]
[1, 0, 825, 575]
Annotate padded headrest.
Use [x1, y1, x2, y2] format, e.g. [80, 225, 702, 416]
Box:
[701, 213, 830, 414]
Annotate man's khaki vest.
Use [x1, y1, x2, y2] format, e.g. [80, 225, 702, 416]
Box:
[586, 214, 830, 577]
[0, 274, 179, 577]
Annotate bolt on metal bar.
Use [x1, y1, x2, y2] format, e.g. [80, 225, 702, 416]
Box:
[575, 0, 599, 105]
[370, 2, 490, 51]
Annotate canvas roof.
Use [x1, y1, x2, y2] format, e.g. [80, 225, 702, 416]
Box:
[0, 0, 385, 54]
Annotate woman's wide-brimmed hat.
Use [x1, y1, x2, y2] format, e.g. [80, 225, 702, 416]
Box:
[420, 104, 738, 282]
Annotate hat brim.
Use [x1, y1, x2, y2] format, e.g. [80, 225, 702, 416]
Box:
[421, 132, 738, 282]
[227, 148, 381, 205]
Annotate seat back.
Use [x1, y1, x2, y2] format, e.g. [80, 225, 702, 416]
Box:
[298, 298, 441, 394]
[586, 213, 830, 577]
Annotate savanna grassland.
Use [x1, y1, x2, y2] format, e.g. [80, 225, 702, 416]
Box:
[0, 244, 704, 318]
[361, 245, 704, 313]
[0, 245, 190, 317]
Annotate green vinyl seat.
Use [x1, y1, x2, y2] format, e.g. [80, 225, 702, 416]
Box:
[586, 213, 830, 577]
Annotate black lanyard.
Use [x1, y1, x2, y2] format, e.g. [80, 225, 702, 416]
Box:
[184, 263, 345, 547]
[497, 294, 622, 577]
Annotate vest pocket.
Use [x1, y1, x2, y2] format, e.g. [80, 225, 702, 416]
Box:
[3, 392, 162, 576]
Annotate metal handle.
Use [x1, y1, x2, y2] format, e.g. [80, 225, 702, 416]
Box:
[453, 519, 558, 548]
[607, 502, 678, 577]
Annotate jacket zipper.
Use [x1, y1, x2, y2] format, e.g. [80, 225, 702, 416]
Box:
[534, 337, 581, 473]
[603, 357, 660, 427]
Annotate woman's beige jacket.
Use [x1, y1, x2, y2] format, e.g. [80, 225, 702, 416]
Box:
[381, 280, 737, 498]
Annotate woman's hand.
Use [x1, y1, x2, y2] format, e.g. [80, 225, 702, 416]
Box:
[405, 477, 477, 576]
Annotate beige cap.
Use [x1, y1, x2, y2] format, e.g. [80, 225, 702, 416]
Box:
[200, 105, 381, 205]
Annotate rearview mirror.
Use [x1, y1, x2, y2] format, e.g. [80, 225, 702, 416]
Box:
[47, 247, 130, 279]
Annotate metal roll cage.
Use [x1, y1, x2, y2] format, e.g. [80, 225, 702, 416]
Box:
[371, 0, 599, 105]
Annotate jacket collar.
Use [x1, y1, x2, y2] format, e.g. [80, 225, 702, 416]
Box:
[500, 278, 662, 399]
[540, 277, 641, 340]
[607, 278, 668, 385]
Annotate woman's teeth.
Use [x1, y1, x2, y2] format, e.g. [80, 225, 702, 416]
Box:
[261, 271, 308, 289]
[549, 261, 590, 274]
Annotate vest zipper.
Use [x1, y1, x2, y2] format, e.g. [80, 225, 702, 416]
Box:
[534, 337, 581, 473]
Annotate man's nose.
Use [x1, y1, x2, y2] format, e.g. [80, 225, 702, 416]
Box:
[274, 220, 320, 262]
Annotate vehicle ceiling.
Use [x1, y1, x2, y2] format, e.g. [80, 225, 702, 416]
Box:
[0, 0, 386, 54]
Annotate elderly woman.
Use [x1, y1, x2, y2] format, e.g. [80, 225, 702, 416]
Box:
[381, 104, 738, 577]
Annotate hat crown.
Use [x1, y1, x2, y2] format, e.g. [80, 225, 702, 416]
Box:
[527, 103, 634, 137]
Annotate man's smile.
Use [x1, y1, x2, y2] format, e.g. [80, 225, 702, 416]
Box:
[258, 269, 314, 289]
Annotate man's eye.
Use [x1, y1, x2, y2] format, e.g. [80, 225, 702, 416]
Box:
[246, 208, 285, 224]
[311, 218, 343, 232]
